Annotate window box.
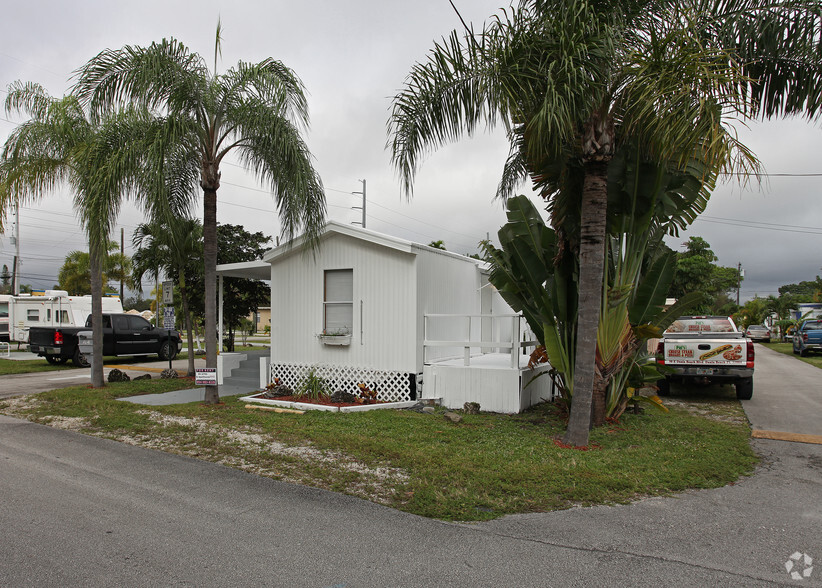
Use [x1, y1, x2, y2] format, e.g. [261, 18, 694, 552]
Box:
[319, 334, 352, 346]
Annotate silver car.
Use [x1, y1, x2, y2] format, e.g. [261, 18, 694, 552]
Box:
[745, 325, 771, 343]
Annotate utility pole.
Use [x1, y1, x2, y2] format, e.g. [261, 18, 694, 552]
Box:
[736, 262, 743, 306]
[12, 199, 20, 295]
[352, 179, 366, 228]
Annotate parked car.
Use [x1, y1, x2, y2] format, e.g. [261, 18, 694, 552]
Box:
[744, 324, 771, 343]
[793, 319, 822, 357]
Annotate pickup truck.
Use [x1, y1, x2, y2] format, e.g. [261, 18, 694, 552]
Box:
[792, 318, 822, 356]
[656, 316, 755, 400]
[29, 313, 182, 367]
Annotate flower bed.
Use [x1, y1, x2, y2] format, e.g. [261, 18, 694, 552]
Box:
[240, 393, 418, 413]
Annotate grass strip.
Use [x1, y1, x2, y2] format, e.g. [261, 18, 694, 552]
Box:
[0, 381, 757, 521]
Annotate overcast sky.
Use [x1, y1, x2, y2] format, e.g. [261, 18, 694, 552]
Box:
[1, 0, 820, 302]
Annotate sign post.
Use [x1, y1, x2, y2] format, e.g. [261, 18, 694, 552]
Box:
[162, 280, 174, 371]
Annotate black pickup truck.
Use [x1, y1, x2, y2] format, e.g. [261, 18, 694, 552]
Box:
[29, 313, 182, 367]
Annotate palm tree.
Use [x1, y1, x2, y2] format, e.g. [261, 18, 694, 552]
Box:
[389, 0, 822, 445]
[73, 33, 326, 404]
[132, 217, 203, 376]
[58, 250, 94, 295]
[0, 82, 160, 387]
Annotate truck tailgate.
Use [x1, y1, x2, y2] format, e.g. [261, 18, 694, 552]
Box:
[663, 339, 747, 367]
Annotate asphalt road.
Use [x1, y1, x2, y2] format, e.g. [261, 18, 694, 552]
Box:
[1, 346, 820, 586]
[1, 415, 819, 587]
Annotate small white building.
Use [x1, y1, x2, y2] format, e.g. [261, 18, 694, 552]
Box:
[217, 222, 553, 413]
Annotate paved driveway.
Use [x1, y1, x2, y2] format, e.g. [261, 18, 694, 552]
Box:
[743, 344, 822, 439]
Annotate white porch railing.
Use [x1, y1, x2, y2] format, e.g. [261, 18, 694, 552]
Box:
[423, 313, 538, 369]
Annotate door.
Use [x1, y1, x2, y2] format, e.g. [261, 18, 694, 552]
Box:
[128, 315, 159, 354]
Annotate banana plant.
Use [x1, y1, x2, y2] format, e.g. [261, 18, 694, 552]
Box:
[485, 142, 714, 419]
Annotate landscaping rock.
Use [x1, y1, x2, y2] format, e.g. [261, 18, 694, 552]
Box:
[329, 390, 358, 403]
[107, 369, 130, 383]
[160, 368, 179, 379]
[263, 383, 294, 398]
[444, 411, 463, 424]
[463, 402, 480, 414]
[422, 406, 436, 414]
[133, 374, 152, 381]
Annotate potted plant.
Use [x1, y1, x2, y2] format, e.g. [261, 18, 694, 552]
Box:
[317, 328, 352, 346]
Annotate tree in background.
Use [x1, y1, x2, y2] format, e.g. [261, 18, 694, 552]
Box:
[0, 264, 10, 294]
[58, 251, 94, 295]
[779, 276, 822, 302]
[132, 218, 203, 376]
[74, 28, 326, 404]
[187, 224, 270, 352]
[57, 243, 132, 296]
[427, 240, 446, 250]
[122, 294, 152, 312]
[734, 297, 769, 329]
[668, 237, 740, 314]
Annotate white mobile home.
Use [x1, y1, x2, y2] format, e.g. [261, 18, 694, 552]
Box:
[8, 291, 124, 343]
[0, 294, 9, 343]
[217, 222, 553, 413]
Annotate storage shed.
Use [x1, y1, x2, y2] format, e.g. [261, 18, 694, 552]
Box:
[216, 221, 553, 413]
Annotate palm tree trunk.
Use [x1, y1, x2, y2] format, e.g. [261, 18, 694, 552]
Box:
[89, 240, 105, 388]
[563, 160, 608, 447]
[202, 185, 219, 404]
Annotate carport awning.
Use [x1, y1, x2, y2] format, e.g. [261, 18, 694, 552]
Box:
[216, 260, 270, 280]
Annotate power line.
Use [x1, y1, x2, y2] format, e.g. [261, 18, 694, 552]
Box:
[695, 217, 822, 235]
[701, 215, 822, 231]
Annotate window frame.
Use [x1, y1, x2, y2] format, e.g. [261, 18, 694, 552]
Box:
[323, 268, 353, 336]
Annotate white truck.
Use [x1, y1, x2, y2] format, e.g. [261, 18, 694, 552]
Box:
[7, 291, 124, 343]
[656, 316, 754, 400]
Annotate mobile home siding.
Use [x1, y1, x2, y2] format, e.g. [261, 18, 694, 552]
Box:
[269, 233, 418, 373]
[414, 247, 484, 370]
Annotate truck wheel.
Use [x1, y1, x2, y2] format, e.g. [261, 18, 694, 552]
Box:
[736, 378, 753, 400]
[656, 378, 671, 396]
[799, 347, 809, 357]
[158, 340, 177, 361]
[73, 349, 90, 368]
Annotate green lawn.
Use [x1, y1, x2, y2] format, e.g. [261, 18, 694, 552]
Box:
[0, 380, 757, 521]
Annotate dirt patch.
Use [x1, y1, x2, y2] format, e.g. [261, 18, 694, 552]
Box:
[664, 398, 749, 427]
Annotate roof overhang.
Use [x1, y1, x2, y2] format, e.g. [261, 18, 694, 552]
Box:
[215, 260, 271, 280]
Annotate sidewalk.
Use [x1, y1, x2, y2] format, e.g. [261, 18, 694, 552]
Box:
[119, 350, 268, 406]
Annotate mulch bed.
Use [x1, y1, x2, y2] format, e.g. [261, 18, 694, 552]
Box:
[248, 393, 386, 408]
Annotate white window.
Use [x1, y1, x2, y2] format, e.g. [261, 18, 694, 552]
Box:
[324, 269, 353, 335]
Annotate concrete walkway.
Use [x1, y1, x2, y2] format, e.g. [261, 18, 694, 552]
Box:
[119, 350, 268, 406]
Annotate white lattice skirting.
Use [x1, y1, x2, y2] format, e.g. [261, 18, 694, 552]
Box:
[269, 363, 414, 402]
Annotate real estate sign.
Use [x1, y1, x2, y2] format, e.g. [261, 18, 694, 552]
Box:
[195, 368, 217, 386]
